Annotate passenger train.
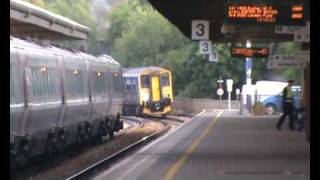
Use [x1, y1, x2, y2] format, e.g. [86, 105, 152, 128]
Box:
[122, 67, 173, 118]
[10, 36, 124, 167]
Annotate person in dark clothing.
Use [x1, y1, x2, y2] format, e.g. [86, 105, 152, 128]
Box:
[277, 80, 295, 130]
[295, 89, 306, 132]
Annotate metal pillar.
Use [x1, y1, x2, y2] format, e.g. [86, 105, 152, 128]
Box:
[240, 94, 243, 115]
[305, 63, 310, 142]
[228, 91, 231, 110]
[246, 58, 253, 85]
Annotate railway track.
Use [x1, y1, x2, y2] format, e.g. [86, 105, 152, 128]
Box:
[65, 119, 170, 180]
[121, 116, 144, 129]
[14, 115, 182, 180]
[64, 115, 191, 180]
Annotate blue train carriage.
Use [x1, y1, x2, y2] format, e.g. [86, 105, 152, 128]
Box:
[10, 36, 124, 168]
[122, 67, 173, 118]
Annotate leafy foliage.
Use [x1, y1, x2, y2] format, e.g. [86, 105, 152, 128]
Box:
[23, 0, 302, 98]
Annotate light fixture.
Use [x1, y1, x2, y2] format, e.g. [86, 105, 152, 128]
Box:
[73, 69, 79, 75]
[246, 40, 251, 48]
[40, 67, 47, 73]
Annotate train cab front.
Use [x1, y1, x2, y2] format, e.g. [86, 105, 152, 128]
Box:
[140, 71, 173, 116]
[144, 97, 172, 114]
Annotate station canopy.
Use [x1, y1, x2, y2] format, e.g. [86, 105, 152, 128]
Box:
[10, 0, 90, 40]
[148, 0, 310, 43]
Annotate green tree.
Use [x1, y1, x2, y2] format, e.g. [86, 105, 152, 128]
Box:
[108, 0, 257, 98]
[23, 0, 303, 98]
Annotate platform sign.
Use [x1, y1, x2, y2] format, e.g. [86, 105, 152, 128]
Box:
[226, 79, 233, 110]
[226, 2, 306, 26]
[217, 88, 224, 96]
[236, 88, 240, 95]
[270, 52, 310, 62]
[295, 50, 310, 62]
[226, 79, 233, 92]
[275, 26, 302, 34]
[231, 47, 269, 58]
[271, 55, 295, 61]
[209, 50, 219, 62]
[267, 59, 307, 69]
[199, 40, 212, 54]
[192, 20, 209, 40]
[294, 22, 310, 42]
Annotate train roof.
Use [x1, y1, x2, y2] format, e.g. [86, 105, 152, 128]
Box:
[97, 54, 120, 65]
[123, 66, 169, 76]
[10, 36, 121, 66]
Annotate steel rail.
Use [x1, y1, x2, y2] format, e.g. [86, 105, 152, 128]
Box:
[64, 119, 170, 180]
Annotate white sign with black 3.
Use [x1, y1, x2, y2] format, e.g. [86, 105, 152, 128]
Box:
[209, 50, 219, 62]
[192, 20, 209, 40]
[199, 40, 212, 54]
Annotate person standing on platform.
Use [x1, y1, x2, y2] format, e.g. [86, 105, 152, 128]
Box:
[277, 80, 295, 130]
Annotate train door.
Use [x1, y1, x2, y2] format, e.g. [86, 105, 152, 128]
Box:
[124, 77, 139, 104]
[24, 51, 62, 136]
[151, 76, 161, 102]
[131, 78, 139, 104]
[160, 72, 172, 99]
[61, 55, 89, 127]
[10, 48, 25, 139]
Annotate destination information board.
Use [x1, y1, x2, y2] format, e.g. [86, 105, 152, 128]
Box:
[231, 47, 269, 58]
[226, 2, 306, 25]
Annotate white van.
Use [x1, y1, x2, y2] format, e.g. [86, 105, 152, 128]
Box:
[255, 81, 288, 102]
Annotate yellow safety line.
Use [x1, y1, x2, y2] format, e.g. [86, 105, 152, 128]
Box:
[163, 111, 224, 180]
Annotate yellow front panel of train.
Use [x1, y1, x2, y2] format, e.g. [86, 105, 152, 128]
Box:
[151, 76, 161, 102]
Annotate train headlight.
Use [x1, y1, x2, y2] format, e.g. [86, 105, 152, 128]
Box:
[143, 93, 150, 101]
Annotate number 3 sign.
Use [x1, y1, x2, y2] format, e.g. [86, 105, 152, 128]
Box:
[199, 41, 212, 54]
[192, 20, 209, 40]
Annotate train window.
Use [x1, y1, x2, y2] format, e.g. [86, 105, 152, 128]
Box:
[30, 66, 58, 100]
[10, 64, 15, 101]
[161, 73, 170, 87]
[10, 52, 23, 105]
[124, 78, 131, 91]
[92, 71, 107, 96]
[141, 75, 150, 88]
[65, 69, 85, 98]
[112, 72, 124, 98]
[125, 84, 131, 91]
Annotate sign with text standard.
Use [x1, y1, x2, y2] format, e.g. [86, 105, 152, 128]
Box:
[192, 20, 210, 40]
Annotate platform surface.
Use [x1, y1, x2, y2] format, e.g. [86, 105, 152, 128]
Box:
[94, 110, 310, 180]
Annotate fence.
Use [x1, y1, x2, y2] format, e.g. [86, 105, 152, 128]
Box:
[172, 97, 240, 115]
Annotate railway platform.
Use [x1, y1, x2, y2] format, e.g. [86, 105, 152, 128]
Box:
[93, 110, 310, 180]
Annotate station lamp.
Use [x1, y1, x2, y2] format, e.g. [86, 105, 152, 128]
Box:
[246, 40, 251, 48]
